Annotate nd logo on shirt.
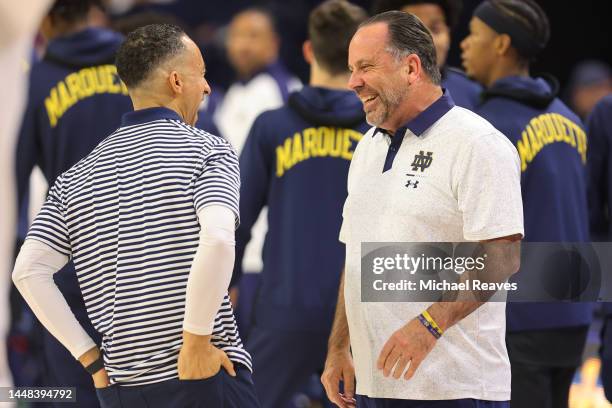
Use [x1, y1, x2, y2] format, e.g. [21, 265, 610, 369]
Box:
[406, 150, 433, 189]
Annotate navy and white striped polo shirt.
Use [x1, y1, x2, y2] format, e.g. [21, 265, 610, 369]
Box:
[26, 107, 252, 386]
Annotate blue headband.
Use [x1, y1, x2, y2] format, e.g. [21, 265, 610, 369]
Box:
[473, 1, 544, 58]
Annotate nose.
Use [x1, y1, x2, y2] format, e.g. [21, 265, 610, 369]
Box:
[348, 70, 363, 92]
[203, 78, 211, 96]
[460, 37, 468, 52]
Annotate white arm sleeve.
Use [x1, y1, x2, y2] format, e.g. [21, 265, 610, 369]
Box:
[183, 205, 236, 335]
[12, 240, 96, 359]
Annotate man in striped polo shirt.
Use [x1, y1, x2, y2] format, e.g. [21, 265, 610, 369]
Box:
[12, 24, 259, 407]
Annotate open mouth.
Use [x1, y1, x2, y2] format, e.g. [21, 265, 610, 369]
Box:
[362, 95, 378, 107]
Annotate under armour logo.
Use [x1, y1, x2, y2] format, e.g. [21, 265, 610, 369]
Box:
[406, 180, 419, 188]
[411, 151, 433, 172]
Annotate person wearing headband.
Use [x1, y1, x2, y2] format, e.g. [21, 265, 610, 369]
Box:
[372, 0, 482, 110]
[461, 2, 591, 408]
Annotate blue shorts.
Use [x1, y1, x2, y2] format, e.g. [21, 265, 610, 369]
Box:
[95, 365, 260, 408]
[356, 396, 509, 408]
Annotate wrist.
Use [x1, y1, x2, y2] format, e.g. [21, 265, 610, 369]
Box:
[417, 311, 443, 340]
[328, 341, 350, 354]
[182, 330, 212, 349]
[78, 346, 101, 368]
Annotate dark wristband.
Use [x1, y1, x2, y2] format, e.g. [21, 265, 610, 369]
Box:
[84, 354, 104, 375]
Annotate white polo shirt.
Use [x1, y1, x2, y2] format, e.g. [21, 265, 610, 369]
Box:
[339, 90, 524, 400]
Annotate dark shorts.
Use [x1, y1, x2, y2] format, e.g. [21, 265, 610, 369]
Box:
[95, 365, 260, 408]
[356, 396, 509, 408]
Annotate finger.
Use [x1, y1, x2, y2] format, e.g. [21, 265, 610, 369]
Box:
[383, 347, 402, 377]
[322, 372, 345, 408]
[343, 367, 355, 398]
[392, 356, 410, 379]
[221, 353, 236, 377]
[340, 393, 356, 407]
[377, 339, 396, 370]
[404, 357, 421, 380]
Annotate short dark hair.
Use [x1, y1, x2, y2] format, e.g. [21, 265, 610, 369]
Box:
[360, 11, 442, 84]
[309, 0, 368, 75]
[490, 0, 550, 60]
[371, 0, 463, 28]
[49, 0, 101, 24]
[116, 24, 186, 88]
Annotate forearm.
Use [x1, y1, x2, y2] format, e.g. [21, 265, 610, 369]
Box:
[12, 240, 96, 359]
[328, 269, 350, 352]
[426, 238, 521, 332]
[183, 206, 235, 335]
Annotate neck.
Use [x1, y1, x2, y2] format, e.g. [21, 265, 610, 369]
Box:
[309, 63, 350, 90]
[486, 62, 529, 88]
[130, 89, 185, 121]
[383, 82, 443, 134]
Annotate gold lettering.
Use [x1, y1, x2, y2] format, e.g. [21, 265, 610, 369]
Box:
[517, 129, 533, 172]
[57, 82, 75, 112]
[79, 68, 96, 97]
[302, 128, 316, 159]
[106, 65, 121, 93]
[327, 128, 340, 157]
[44, 87, 63, 128]
[65, 73, 84, 101]
[317, 127, 330, 156]
[292, 132, 304, 165]
[276, 138, 292, 177]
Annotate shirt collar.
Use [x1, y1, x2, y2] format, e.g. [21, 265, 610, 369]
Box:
[121, 107, 183, 127]
[374, 88, 455, 138]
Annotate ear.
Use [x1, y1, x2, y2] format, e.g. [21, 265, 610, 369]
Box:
[167, 71, 183, 95]
[495, 33, 512, 56]
[404, 53, 422, 84]
[302, 40, 313, 65]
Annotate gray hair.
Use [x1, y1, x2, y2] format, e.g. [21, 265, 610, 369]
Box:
[361, 11, 442, 85]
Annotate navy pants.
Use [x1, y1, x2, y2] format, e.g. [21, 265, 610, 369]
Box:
[95, 365, 260, 408]
[356, 396, 509, 408]
[247, 326, 331, 408]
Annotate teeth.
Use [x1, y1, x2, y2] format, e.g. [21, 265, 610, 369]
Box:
[364, 96, 376, 103]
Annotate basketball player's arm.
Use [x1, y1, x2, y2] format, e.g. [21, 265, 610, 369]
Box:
[12, 240, 109, 386]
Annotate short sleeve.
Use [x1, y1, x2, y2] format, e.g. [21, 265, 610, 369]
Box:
[338, 129, 370, 244]
[26, 177, 72, 256]
[193, 141, 241, 229]
[457, 133, 524, 241]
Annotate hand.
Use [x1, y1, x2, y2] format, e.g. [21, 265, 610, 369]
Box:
[321, 348, 356, 408]
[178, 340, 236, 380]
[92, 368, 110, 389]
[377, 318, 437, 380]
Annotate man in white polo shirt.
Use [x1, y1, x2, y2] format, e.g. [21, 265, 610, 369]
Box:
[321, 11, 524, 408]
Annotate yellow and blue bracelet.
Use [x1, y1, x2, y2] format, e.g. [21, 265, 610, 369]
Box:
[417, 311, 443, 339]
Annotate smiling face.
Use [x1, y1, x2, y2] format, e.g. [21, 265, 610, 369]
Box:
[348, 23, 409, 127]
